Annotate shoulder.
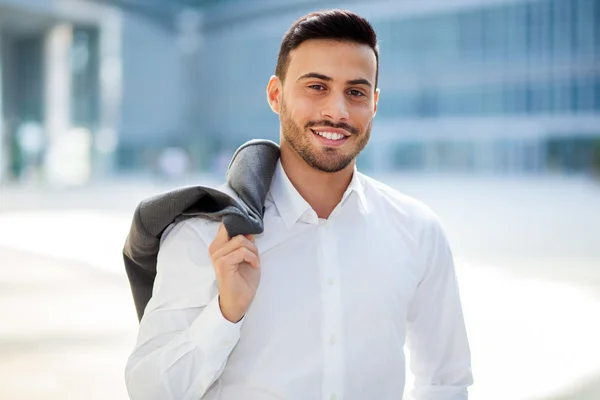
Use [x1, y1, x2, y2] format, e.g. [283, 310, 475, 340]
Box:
[160, 182, 234, 248]
[358, 172, 442, 228]
[358, 173, 452, 270]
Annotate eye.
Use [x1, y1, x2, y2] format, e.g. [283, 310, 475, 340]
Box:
[348, 89, 365, 97]
[308, 84, 326, 91]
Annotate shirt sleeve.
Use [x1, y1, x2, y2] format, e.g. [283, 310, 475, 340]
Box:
[125, 219, 243, 400]
[406, 215, 474, 400]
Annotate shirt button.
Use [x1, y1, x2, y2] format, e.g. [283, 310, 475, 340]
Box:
[327, 277, 334, 285]
[330, 394, 337, 400]
[330, 335, 336, 345]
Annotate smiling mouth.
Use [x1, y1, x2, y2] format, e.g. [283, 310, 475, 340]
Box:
[310, 129, 349, 141]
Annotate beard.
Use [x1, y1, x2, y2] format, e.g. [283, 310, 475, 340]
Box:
[279, 99, 371, 173]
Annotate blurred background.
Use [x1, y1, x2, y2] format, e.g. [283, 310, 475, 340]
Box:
[0, 0, 599, 399]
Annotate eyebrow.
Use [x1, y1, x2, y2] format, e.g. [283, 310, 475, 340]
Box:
[297, 73, 373, 88]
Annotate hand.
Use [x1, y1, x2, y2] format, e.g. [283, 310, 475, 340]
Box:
[208, 223, 261, 323]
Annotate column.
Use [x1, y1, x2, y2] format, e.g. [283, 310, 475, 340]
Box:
[43, 23, 87, 186]
[94, 9, 123, 179]
[0, 29, 5, 183]
[177, 8, 204, 170]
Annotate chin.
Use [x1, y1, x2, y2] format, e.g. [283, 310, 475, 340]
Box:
[314, 156, 354, 173]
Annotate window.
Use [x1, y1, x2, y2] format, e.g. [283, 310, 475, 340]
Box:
[438, 89, 455, 116]
[506, 2, 527, 61]
[376, 91, 417, 118]
[595, 0, 600, 55]
[482, 5, 504, 64]
[482, 85, 504, 115]
[392, 142, 425, 171]
[524, 81, 535, 114]
[552, 0, 574, 60]
[574, 0, 596, 57]
[575, 77, 595, 112]
[436, 13, 460, 66]
[537, 80, 554, 114]
[414, 90, 439, 117]
[503, 83, 517, 114]
[553, 80, 572, 113]
[594, 77, 600, 111]
[458, 9, 484, 63]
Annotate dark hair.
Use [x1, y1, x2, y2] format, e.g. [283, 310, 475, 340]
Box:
[275, 9, 379, 90]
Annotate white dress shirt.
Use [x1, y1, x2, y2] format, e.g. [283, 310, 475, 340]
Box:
[125, 160, 473, 400]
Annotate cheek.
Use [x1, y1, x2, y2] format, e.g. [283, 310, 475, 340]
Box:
[288, 99, 316, 127]
[297, 97, 319, 117]
[350, 105, 374, 130]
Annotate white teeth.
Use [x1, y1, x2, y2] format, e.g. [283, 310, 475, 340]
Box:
[315, 131, 345, 140]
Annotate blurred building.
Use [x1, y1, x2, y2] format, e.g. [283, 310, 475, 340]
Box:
[0, 0, 117, 184]
[0, 0, 188, 183]
[194, 0, 600, 176]
[0, 0, 599, 183]
[366, 0, 600, 175]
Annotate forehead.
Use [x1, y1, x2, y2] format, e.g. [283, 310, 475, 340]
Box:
[286, 39, 377, 84]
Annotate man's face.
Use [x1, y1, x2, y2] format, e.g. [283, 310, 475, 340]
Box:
[269, 39, 379, 173]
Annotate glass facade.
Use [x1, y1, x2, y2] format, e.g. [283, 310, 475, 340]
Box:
[185, 0, 600, 174]
[373, 0, 600, 118]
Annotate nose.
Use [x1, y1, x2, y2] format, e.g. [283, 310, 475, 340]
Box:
[321, 92, 349, 121]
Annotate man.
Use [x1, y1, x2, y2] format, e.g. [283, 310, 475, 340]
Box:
[125, 9, 473, 400]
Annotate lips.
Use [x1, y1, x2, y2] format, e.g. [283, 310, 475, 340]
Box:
[310, 129, 349, 146]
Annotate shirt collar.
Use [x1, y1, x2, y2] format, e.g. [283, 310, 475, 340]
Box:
[269, 160, 370, 230]
[269, 160, 312, 230]
[342, 165, 369, 215]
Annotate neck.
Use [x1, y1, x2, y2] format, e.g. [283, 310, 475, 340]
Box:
[280, 143, 354, 219]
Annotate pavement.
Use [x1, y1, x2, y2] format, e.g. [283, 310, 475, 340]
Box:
[1, 174, 599, 400]
[0, 246, 135, 400]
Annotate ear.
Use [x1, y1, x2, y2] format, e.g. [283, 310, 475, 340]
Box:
[267, 75, 282, 114]
[373, 88, 380, 117]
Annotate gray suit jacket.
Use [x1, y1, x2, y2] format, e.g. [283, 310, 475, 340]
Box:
[122, 139, 280, 321]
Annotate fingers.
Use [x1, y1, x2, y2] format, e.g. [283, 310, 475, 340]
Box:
[213, 244, 260, 275]
[210, 234, 258, 261]
[225, 247, 260, 269]
[208, 223, 260, 272]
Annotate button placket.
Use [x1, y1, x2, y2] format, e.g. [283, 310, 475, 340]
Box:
[319, 219, 344, 400]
